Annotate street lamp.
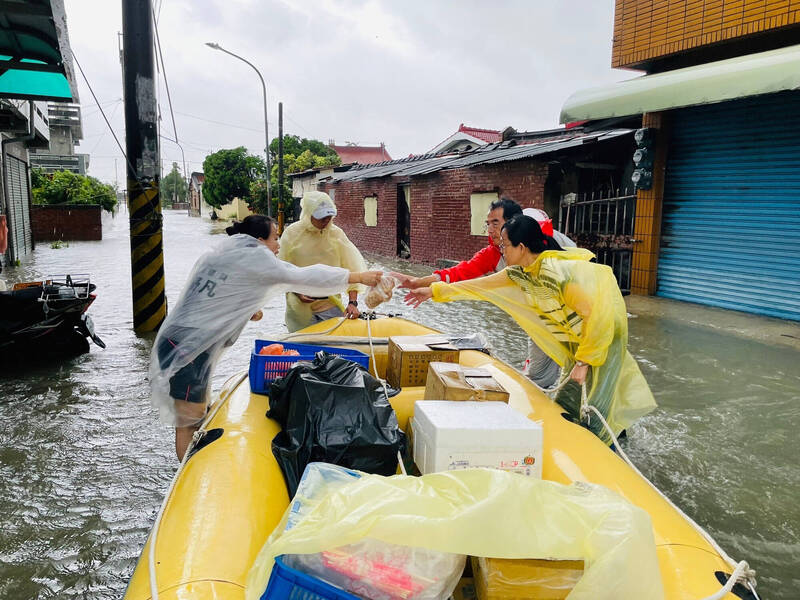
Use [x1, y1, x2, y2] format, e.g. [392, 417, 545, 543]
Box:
[205, 42, 272, 216]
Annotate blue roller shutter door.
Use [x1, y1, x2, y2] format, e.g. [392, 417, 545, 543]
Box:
[657, 91, 800, 321]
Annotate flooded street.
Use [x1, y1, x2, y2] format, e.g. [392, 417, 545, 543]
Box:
[1, 210, 798, 598]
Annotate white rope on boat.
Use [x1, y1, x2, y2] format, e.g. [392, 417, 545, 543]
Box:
[546, 373, 760, 599]
[365, 316, 407, 477]
[282, 316, 347, 341]
[148, 371, 248, 600]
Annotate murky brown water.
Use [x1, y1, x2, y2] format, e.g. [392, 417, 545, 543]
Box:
[0, 210, 797, 598]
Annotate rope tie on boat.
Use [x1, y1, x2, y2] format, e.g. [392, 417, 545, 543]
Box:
[547, 372, 760, 599]
[364, 317, 407, 476]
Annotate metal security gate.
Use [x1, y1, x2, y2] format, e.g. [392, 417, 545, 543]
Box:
[5, 154, 33, 263]
[658, 91, 800, 321]
[559, 190, 636, 294]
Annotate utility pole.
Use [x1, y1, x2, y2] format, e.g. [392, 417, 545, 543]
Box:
[122, 0, 166, 333]
[278, 102, 284, 233]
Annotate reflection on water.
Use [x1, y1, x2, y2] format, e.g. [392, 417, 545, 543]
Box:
[0, 210, 797, 598]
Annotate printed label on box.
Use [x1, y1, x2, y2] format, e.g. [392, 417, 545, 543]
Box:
[447, 452, 540, 477]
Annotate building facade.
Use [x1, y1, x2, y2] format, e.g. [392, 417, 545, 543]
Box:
[28, 102, 88, 175]
[321, 129, 636, 290]
[188, 172, 204, 217]
[562, 0, 800, 321]
[0, 100, 50, 267]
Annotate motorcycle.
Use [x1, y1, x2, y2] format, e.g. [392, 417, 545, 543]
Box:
[0, 274, 105, 359]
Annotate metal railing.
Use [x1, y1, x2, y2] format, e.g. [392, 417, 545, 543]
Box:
[558, 191, 636, 294]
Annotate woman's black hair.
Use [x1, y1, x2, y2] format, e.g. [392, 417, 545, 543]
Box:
[502, 214, 564, 253]
[225, 215, 276, 239]
[489, 197, 523, 221]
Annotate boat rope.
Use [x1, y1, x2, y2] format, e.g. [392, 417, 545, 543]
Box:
[282, 316, 347, 341]
[546, 374, 759, 599]
[147, 371, 247, 600]
[364, 317, 407, 476]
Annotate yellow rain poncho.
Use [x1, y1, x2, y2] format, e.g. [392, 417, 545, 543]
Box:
[278, 192, 366, 332]
[430, 247, 656, 443]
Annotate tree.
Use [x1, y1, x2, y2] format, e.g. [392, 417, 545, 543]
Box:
[268, 135, 340, 163]
[31, 169, 117, 212]
[202, 147, 265, 212]
[258, 136, 342, 217]
[161, 162, 187, 206]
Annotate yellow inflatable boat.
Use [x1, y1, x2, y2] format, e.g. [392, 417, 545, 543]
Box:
[124, 317, 752, 600]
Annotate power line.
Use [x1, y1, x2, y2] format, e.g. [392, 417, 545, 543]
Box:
[89, 101, 122, 154]
[70, 49, 136, 178]
[151, 6, 179, 145]
[174, 110, 264, 133]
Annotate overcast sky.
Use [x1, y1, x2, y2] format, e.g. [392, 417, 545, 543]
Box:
[64, 0, 636, 185]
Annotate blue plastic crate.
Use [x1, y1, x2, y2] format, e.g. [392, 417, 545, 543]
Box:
[249, 339, 370, 394]
[261, 555, 359, 600]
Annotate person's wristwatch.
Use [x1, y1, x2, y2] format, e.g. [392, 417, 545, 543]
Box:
[348, 300, 358, 307]
[575, 360, 588, 367]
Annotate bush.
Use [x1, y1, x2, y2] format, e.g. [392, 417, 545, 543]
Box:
[31, 169, 117, 212]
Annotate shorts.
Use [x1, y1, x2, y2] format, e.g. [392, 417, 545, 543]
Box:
[312, 305, 345, 323]
[157, 334, 212, 404]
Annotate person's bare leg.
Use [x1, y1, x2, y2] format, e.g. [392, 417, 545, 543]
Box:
[175, 425, 200, 460]
[174, 400, 207, 460]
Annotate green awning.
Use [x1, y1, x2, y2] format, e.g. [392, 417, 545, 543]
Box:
[560, 44, 800, 124]
[0, 0, 76, 102]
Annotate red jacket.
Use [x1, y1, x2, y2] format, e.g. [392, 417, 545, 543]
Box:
[434, 240, 502, 283]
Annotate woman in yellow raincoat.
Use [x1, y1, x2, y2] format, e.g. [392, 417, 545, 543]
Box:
[279, 191, 367, 332]
[405, 214, 656, 444]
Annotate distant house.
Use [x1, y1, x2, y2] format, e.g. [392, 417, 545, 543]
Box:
[188, 172, 204, 217]
[428, 124, 502, 154]
[329, 142, 391, 165]
[323, 125, 637, 290]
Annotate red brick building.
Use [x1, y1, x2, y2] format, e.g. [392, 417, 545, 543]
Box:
[321, 128, 634, 266]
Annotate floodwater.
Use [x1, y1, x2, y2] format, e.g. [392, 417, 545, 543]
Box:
[0, 210, 797, 599]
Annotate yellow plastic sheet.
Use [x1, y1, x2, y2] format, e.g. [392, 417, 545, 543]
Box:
[278, 191, 366, 332]
[246, 467, 664, 600]
[430, 249, 656, 442]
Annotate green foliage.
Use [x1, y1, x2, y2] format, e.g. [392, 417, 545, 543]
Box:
[31, 169, 117, 212]
[161, 162, 188, 206]
[269, 135, 339, 164]
[202, 147, 265, 210]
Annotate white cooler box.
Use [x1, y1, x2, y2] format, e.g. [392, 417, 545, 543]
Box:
[411, 401, 543, 478]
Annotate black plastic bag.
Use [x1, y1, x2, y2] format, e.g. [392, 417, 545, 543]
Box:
[268, 351, 406, 496]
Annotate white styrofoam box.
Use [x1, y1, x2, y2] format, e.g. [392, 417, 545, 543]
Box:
[411, 401, 543, 478]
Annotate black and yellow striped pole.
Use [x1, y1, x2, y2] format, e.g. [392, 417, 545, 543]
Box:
[122, 0, 166, 333]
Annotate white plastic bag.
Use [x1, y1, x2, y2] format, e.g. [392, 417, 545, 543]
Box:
[364, 275, 398, 309]
[282, 463, 465, 600]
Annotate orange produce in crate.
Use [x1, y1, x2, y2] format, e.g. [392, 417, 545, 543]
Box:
[259, 343, 284, 356]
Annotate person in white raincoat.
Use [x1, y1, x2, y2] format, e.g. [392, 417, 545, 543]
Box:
[149, 215, 382, 459]
[279, 191, 367, 332]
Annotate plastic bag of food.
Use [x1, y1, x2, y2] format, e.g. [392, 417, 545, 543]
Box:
[246, 466, 664, 600]
[282, 463, 465, 600]
[364, 275, 398, 309]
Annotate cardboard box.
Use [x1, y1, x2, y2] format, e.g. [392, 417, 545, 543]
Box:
[472, 556, 584, 600]
[411, 401, 543, 478]
[386, 335, 459, 388]
[424, 362, 509, 403]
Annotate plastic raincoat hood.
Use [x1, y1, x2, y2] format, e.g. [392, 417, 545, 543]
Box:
[279, 192, 366, 332]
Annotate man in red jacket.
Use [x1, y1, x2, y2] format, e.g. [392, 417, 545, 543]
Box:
[393, 198, 571, 390]
[392, 198, 521, 289]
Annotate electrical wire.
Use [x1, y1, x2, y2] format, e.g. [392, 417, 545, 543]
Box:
[151, 6, 179, 145]
[89, 102, 122, 154]
[174, 110, 264, 133]
[70, 49, 136, 178]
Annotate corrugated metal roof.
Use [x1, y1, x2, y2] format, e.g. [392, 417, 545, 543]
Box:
[329, 130, 632, 182]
